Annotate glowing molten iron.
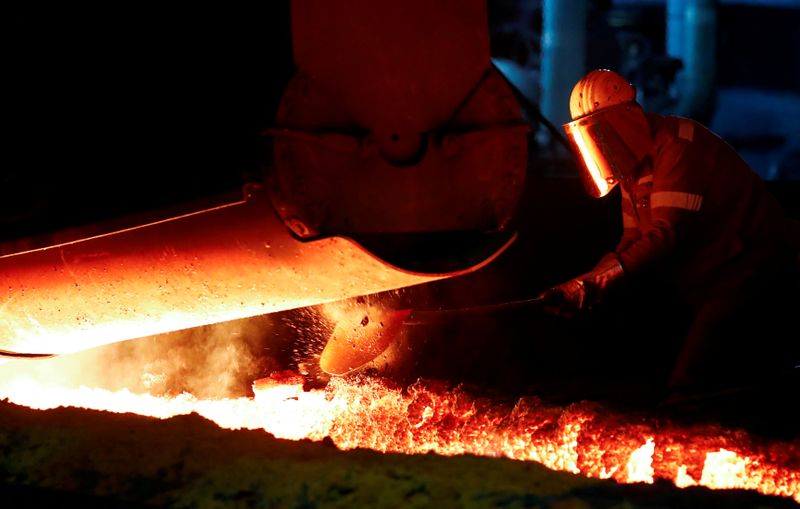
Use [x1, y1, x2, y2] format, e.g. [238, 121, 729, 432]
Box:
[0, 370, 797, 502]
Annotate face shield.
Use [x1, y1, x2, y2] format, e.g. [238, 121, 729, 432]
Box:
[563, 102, 648, 198]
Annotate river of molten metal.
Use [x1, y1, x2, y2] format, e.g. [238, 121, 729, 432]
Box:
[0, 371, 797, 502]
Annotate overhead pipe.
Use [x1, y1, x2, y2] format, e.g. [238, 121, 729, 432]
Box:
[667, 0, 718, 122]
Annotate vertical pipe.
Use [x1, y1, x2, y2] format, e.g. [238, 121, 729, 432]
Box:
[666, 0, 686, 61]
[667, 0, 717, 121]
[540, 0, 588, 131]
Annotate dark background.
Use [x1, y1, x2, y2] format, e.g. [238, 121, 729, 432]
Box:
[3, 5, 294, 240]
[3, 1, 799, 243]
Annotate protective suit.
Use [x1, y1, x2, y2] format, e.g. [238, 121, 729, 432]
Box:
[542, 69, 800, 388]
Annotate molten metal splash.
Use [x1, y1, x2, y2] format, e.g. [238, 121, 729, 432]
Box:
[0, 371, 797, 502]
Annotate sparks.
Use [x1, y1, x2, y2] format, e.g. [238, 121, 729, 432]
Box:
[0, 370, 796, 503]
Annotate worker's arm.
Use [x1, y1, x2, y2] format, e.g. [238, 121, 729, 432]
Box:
[615, 186, 642, 253]
[540, 119, 709, 317]
[616, 121, 708, 276]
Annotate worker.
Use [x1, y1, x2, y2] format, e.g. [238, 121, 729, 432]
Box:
[539, 69, 800, 391]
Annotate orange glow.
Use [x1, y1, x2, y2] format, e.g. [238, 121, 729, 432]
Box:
[0, 366, 797, 502]
[318, 300, 412, 375]
[0, 185, 501, 357]
[570, 125, 612, 197]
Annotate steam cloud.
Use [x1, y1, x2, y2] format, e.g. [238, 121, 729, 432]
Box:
[0, 314, 282, 399]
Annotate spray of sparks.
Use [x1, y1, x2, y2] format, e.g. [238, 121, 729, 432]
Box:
[0, 307, 796, 504]
[0, 368, 797, 502]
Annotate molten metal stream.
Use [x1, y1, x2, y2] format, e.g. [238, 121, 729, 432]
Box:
[0, 371, 797, 502]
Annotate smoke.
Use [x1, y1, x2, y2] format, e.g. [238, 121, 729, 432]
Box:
[0, 314, 283, 399]
[0, 289, 420, 399]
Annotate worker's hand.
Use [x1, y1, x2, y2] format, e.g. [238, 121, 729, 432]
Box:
[539, 253, 625, 318]
[539, 278, 590, 318]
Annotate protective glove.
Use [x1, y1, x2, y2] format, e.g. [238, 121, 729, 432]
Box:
[539, 253, 625, 318]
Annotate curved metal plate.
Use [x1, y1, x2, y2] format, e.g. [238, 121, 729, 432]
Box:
[0, 185, 513, 356]
[271, 69, 528, 237]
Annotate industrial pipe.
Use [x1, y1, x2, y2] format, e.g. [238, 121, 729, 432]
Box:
[540, 0, 588, 132]
[667, 0, 718, 122]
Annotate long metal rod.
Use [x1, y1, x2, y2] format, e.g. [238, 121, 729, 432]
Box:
[404, 296, 545, 324]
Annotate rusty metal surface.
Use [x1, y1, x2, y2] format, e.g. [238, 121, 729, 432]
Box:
[271, 1, 528, 238]
[0, 185, 510, 356]
[271, 69, 528, 237]
[291, 0, 489, 135]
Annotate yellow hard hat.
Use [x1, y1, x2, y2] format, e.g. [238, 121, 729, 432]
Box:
[569, 69, 636, 120]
